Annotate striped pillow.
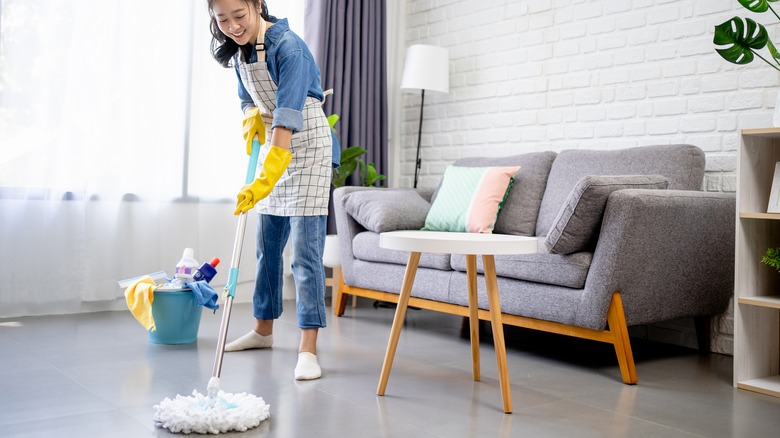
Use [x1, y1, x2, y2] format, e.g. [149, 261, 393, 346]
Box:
[423, 165, 521, 233]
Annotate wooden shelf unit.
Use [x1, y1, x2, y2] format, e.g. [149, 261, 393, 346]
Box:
[735, 128, 780, 398]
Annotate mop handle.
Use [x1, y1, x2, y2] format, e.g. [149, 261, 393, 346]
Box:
[245, 141, 261, 186]
[226, 138, 260, 294]
[212, 138, 261, 380]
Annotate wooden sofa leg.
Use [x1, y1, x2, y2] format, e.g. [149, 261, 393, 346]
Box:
[334, 274, 348, 317]
[607, 292, 638, 385]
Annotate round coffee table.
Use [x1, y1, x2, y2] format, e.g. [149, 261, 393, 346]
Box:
[376, 230, 538, 413]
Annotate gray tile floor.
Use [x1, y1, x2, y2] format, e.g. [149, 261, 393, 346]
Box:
[1, 299, 779, 437]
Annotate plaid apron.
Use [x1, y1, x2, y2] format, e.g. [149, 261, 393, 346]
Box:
[237, 58, 331, 216]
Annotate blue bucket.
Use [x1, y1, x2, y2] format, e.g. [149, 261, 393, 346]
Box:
[148, 287, 202, 344]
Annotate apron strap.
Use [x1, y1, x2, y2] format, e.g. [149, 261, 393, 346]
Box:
[255, 17, 267, 62]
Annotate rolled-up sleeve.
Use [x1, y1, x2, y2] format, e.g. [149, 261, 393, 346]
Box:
[272, 49, 306, 133]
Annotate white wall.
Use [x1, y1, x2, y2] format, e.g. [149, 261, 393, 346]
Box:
[398, 0, 760, 354]
[399, 0, 777, 190]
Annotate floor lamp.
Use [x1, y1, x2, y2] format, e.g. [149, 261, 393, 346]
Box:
[400, 45, 449, 188]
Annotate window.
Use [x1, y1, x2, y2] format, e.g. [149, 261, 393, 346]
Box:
[0, 0, 305, 201]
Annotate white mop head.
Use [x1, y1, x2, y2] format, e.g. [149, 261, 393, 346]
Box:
[153, 385, 270, 434]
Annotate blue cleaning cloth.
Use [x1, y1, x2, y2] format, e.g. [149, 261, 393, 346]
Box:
[185, 281, 220, 311]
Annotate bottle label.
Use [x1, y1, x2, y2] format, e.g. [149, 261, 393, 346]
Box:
[176, 266, 195, 275]
[193, 265, 217, 283]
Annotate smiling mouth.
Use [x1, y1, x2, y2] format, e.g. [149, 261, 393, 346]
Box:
[231, 29, 245, 39]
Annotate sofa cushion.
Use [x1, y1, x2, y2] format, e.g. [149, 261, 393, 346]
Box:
[352, 231, 452, 271]
[423, 165, 520, 233]
[545, 175, 669, 255]
[341, 189, 431, 233]
[535, 144, 705, 236]
[349, 259, 453, 302]
[450, 249, 593, 289]
[434, 151, 557, 236]
[447, 271, 584, 325]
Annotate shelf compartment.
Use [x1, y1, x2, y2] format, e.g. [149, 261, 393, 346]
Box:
[739, 133, 780, 215]
[737, 375, 780, 398]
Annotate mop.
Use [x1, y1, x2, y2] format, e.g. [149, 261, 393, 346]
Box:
[154, 139, 271, 434]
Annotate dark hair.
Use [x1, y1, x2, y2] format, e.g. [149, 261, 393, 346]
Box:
[207, 0, 270, 68]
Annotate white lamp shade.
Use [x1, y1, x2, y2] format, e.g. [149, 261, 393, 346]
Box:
[400, 45, 449, 94]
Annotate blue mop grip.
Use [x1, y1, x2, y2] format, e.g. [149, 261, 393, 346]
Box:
[224, 139, 260, 299]
[246, 139, 261, 184]
[225, 267, 239, 299]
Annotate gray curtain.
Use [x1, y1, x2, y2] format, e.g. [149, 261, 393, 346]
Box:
[305, 0, 388, 233]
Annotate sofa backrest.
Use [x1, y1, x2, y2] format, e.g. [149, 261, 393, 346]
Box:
[445, 151, 558, 236]
[535, 144, 705, 236]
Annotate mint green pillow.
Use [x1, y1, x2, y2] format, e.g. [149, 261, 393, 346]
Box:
[423, 165, 520, 233]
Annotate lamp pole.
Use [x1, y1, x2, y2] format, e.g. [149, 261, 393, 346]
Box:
[413, 89, 425, 189]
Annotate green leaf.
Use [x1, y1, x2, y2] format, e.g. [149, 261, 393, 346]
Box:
[327, 114, 339, 135]
[769, 39, 780, 62]
[364, 163, 386, 186]
[714, 17, 769, 65]
[339, 146, 367, 164]
[332, 159, 358, 187]
[327, 114, 339, 128]
[761, 247, 780, 272]
[738, 0, 779, 13]
[356, 159, 367, 186]
[338, 159, 358, 179]
[331, 173, 348, 187]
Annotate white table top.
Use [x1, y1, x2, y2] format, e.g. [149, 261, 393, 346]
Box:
[379, 230, 538, 255]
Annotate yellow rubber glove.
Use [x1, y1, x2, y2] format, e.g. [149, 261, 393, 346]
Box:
[242, 107, 266, 155]
[235, 146, 293, 215]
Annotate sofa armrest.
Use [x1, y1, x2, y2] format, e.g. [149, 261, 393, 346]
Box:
[333, 187, 374, 286]
[575, 189, 735, 330]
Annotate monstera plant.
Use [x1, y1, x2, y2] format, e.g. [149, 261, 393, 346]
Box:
[714, 0, 780, 72]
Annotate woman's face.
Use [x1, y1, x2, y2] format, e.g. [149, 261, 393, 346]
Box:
[211, 0, 260, 46]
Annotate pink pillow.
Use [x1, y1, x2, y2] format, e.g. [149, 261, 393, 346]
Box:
[423, 165, 521, 233]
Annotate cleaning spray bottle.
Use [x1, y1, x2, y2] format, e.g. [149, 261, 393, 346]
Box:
[193, 257, 220, 283]
[174, 248, 199, 284]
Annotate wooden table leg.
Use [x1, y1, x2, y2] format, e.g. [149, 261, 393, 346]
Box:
[466, 254, 480, 381]
[377, 251, 421, 396]
[483, 254, 512, 414]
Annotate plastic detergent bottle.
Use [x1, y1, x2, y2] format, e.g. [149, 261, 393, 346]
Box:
[193, 257, 220, 283]
[174, 248, 199, 283]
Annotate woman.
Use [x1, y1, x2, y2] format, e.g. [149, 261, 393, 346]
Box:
[207, 0, 331, 380]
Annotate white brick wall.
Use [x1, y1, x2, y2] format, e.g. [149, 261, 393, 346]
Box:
[398, 0, 775, 355]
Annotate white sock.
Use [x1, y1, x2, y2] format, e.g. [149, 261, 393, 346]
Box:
[294, 352, 321, 380]
[224, 331, 273, 352]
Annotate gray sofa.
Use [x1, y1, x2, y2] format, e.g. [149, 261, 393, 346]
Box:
[332, 144, 735, 384]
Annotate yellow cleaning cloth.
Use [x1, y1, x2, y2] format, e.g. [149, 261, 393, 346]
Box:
[125, 276, 161, 332]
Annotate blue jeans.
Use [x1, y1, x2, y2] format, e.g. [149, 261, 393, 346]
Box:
[252, 214, 327, 329]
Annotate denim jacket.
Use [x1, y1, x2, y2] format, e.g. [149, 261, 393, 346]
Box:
[234, 17, 324, 133]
